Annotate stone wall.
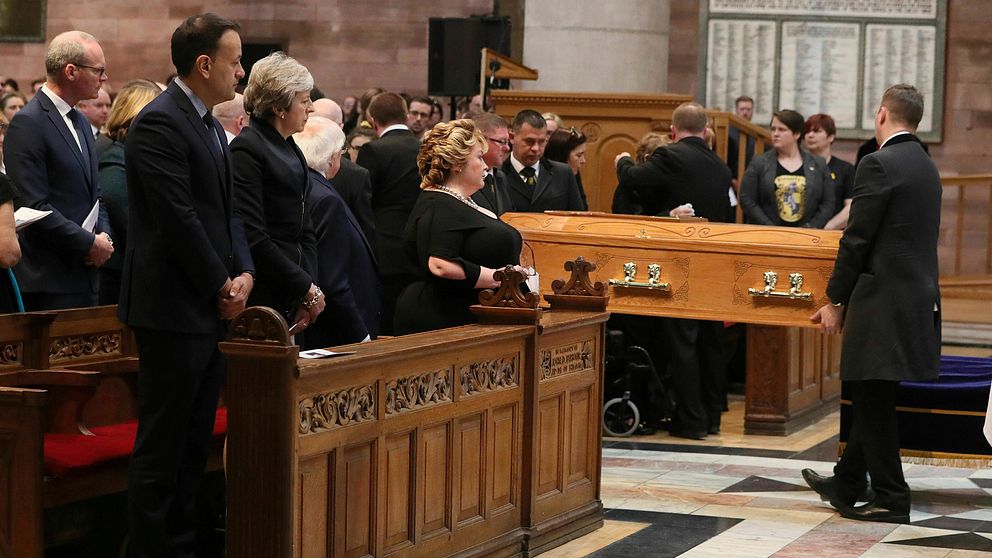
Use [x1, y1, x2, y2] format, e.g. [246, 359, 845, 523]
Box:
[666, 0, 992, 175]
[0, 0, 492, 104]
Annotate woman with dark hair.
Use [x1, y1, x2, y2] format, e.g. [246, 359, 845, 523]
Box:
[232, 52, 325, 334]
[345, 126, 376, 161]
[739, 109, 834, 228]
[804, 113, 855, 230]
[545, 127, 589, 210]
[0, 91, 26, 121]
[393, 119, 524, 335]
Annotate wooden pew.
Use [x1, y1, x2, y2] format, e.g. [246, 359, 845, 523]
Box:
[0, 305, 224, 557]
[220, 264, 610, 557]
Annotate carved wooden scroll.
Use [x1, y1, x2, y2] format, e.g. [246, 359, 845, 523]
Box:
[471, 266, 542, 325]
[228, 306, 291, 346]
[544, 257, 609, 311]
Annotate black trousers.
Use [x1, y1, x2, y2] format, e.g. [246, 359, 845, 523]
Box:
[834, 379, 910, 511]
[662, 318, 725, 434]
[380, 273, 415, 336]
[128, 326, 225, 558]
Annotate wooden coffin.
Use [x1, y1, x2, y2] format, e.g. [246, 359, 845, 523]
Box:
[505, 212, 840, 328]
[504, 212, 843, 435]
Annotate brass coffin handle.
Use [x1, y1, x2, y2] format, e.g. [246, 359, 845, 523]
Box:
[608, 262, 670, 291]
[747, 271, 813, 301]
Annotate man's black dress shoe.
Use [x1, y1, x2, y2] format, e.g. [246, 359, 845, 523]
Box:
[837, 501, 910, 524]
[801, 469, 873, 507]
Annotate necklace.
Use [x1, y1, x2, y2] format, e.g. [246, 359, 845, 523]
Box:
[428, 184, 481, 209]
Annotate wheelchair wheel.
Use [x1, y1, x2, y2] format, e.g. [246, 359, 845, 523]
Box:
[603, 393, 640, 437]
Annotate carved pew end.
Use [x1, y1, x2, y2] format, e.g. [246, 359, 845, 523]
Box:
[543, 256, 609, 312]
[471, 265, 543, 325]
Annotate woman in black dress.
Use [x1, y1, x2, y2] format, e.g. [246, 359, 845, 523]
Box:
[394, 119, 524, 335]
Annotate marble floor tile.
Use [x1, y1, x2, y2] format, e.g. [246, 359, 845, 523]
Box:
[860, 543, 953, 557]
[949, 509, 992, 521]
[539, 519, 649, 558]
[883, 525, 969, 543]
[769, 529, 882, 557]
[678, 531, 797, 557]
[644, 470, 744, 493]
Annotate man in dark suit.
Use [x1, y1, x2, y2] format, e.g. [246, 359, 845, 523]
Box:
[502, 109, 584, 212]
[120, 14, 253, 557]
[4, 30, 114, 310]
[356, 91, 420, 335]
[312, 97, 377, 248]
[78, 86, 112, 157]
[614, 102, 733, 438]
[468, 111, 514, 215]
[295, 116, 381, 347]
[804, 84, 941, 523]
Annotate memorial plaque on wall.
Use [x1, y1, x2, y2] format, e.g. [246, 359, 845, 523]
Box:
[0, 0, 45, 42]
[699, 0, 946, 142]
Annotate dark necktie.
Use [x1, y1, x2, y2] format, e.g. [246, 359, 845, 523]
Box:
[484, 172, 500, 213]
[520, 166, 536, 187]
[66, 108, 91, 169]
[202, 112, 225, 159]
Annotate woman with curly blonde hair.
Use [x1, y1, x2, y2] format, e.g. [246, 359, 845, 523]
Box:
[393, 118, 524, 334]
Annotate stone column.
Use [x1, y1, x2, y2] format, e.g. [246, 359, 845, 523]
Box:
[520, 0, 671, 93]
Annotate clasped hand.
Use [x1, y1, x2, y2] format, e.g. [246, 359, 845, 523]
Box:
[85, 232, 114, 267]
[217, 272, 254, 320]
[289, 283, 326, 334]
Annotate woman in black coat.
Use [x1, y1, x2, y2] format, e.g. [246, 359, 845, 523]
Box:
[232, 52, 325, 332]
[739, 109, 835, 228]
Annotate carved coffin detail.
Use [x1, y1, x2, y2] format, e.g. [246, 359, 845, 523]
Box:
[299, 385, 376, 434]
[540, 339, 595, 381]
[459, 355, 518, 396]
[49, 333, 121, 363]
[385, 369, 453, 415]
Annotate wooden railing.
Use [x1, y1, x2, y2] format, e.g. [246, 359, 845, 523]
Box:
[940, 174, 992, 277]
[708, 111, 771, 179]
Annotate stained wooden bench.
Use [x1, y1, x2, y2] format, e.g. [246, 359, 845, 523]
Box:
[0, 306, 226, 557]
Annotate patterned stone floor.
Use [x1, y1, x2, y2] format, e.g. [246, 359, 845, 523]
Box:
[544, 401, 992, 557]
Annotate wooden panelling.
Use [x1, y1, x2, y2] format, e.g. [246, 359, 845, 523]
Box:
[384, 432, 414, 550]
[222, 307, 609, 557]
[537, 395, 563, 498]
[299, 455, 329, 558]
[420, 422, 450, 537]
[490, 404, 516, 513]
[456, 414, 485, 525]
[567, 388, 591, 486]
[341, 442, 375, 558]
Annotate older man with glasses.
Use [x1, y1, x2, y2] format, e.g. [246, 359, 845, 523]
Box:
[468, 110, 514, 215]
[4, 29, 114, 310]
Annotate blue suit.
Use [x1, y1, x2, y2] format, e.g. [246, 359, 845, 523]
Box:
[120, 81, 253, 557]
[4, 88, 111, 307]
[303, 168, 381, 348]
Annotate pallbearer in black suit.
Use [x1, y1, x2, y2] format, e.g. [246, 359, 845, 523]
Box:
[394, 119, 524, 335]
[356, 91, 421, 334]
[121, 14, 254, 557]
[468, 111, 514, 215]
[232, 52, 325, 333]
[5, 30, 114, 310]
[804, 84, 941, 524]
[294, 116, 381, 347]
[615, 102, 733, 438]
[501, 109, 584, 213]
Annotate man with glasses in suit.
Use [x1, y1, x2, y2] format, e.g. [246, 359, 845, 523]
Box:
[501, 109, 583, 212]
[469, 111, 514, 215]
[4, 30, 114, 310]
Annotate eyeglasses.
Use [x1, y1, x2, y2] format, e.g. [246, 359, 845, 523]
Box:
[486, 136, 510, 147]
[74, 64, 107, 78]
[568, 126, 580, 137]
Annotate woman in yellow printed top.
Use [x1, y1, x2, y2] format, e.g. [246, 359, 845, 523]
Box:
[739, 109, 834, 228]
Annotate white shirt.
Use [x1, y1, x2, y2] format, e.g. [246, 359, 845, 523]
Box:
[40, 84, 83, 151]
[379, 123, 410, 137]
[509, 153, 539, 182]
[879, 130, 911, 148]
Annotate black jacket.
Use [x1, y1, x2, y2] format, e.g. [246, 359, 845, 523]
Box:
[355, 127, 421, 278]
[615, 136, 732, 222]
[739, 148, 835, 228]
[501, 157, 584, 213]
[231, 117, 317, 317]
[826, 134, 941, 382]
[304, 169, 381, 348]
[119, 82, 253, 333]
[471, 167, 514, 215]
[330, 157, 377, 253]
